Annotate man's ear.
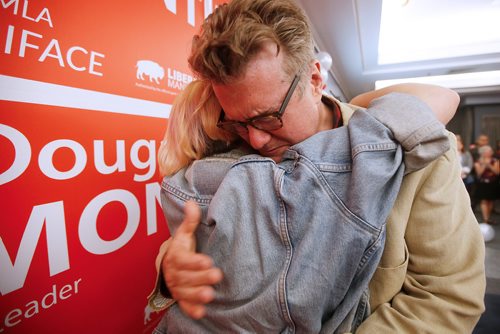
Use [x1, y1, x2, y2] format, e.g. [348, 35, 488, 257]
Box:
[309, 60, 324, 98]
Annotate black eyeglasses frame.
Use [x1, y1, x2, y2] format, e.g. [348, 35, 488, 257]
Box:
[216, 74, 300, 134]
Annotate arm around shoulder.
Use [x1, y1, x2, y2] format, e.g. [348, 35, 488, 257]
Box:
[350, 83, 460, 124]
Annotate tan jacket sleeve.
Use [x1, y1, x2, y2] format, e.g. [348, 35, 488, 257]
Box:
[147, 239, 176, 311]
[357, 133, 486, 333]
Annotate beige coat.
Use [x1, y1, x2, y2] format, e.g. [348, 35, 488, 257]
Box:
[356, 132, 486, 333]
[337, 102, 486, 333]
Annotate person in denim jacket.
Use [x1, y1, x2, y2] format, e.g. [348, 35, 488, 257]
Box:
[152, 0, 485, 332]
[151, 79, 451, 333]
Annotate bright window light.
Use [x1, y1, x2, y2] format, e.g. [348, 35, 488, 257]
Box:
[378, 0, 500, 64]
[375, 70, 500, 90]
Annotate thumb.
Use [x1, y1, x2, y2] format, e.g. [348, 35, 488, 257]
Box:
[175, 200, 202, 238]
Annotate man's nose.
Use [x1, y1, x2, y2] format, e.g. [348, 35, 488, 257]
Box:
[247, 126, 272, 150]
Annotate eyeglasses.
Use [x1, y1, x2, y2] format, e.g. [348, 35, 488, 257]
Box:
[216, 74, 300, 135]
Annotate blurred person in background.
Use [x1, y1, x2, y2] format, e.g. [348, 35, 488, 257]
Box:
[470, 134, 491, 210]
[495, 139, 500, 159]
[470, 134, 490, 161]
[474, 145, 500, 224]
[456, 134, 474, 194]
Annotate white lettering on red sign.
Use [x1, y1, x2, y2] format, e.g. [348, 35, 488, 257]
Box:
[39, 139, 87, 180]
[0, 124, 157, 185]
[0, 184, 162, 296]
[3, 26, 106, 76]
[2, 1, 106, 76]
[163, 0, 214, 27]
[79, 189, 140, 255]
[1, 0, 53, 27]
[1, 278, 82, 331]
[0, 124, 164, 295]
[0, 124, 31, 186]
[0, 201, 69, 295]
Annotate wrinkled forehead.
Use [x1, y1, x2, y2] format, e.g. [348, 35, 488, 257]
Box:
[214, 45, 289, 94]
[234, 42, 288, 84]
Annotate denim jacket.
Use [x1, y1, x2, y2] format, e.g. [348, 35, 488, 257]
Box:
[155, 93, 449, 333]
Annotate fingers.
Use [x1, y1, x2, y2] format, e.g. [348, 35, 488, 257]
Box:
[165, 265, 223, 293]
[162, 259, 223, 319]
[162, 200, 208, 274]
[161, 200, 224, 319]
[178, 300, 208, 320]
[171, 284, 217, 305]
[176, 200, 202, 237]
[165, 250, 213, 271]
[168, 201, 201, 255]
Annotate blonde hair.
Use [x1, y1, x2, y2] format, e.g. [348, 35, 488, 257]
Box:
[158, 80, 235, 176]
[188, 0, 314, 87]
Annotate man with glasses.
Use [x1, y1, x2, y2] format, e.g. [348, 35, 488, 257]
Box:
[216, 74, 302, 136]
[152, 0, 485, 333]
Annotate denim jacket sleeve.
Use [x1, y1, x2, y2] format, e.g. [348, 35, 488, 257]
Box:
[147, 151, 245, 310]
[353, 92, 450, 174]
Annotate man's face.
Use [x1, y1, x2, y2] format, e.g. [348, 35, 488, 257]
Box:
[212, 43, 326, 162]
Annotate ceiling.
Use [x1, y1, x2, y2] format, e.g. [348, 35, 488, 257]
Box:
[295, 0, 500, 105]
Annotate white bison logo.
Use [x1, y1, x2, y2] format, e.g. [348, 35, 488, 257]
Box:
[136, 60, 165, 84]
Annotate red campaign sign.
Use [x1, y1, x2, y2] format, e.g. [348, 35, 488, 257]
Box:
[0, 0, 227, 105]
[0, 1, 230, 332]
[0, 101, 171, 333]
